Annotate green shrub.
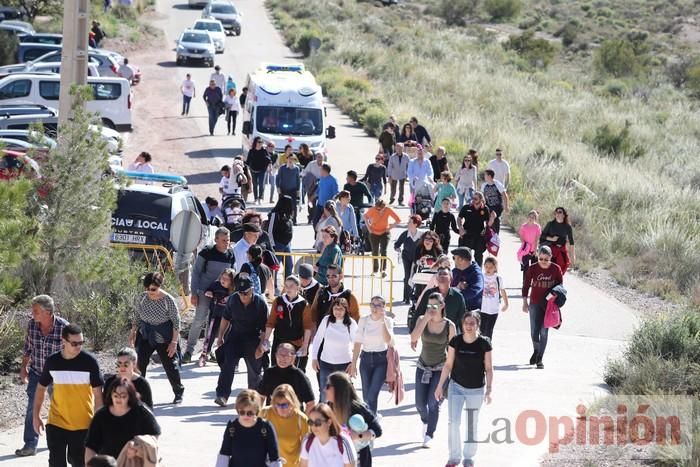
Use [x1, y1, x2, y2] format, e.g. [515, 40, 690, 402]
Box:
[603, 79, 628, 97]
[594, 38, 646, 77]
[588, 121, 645, 159]
[359, 105, 386, 136]
[483, 0, 522, 21]
[111, 4, 138, 21]
[0, 306, 25, 370]
[342, 77, 371, 93]
[555, 21, 579, 47]
[296, 28, 323, 57]
[503, 31, 558, 69]
[439, 139, 466, 160]
[438, 0, 479, 26]
[686, 62, 700, 98]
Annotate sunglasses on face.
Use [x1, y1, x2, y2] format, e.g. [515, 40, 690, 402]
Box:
[116, 361, 131, 368]
[239, 289, 253, 295]
[112, 391, 129, 399]
[371, 303, 383, 308]
[555, 210, 564, 214]
[67, 340, 85, 347]
[308, 418, 327, 427]
[238, 410, 256, 417]
[538, 257, 551, 262]
[275, 403, 290, 409]
[426, 304, 440, 309]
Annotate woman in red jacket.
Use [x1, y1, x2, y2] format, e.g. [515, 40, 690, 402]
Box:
[521, 246, 562, 369]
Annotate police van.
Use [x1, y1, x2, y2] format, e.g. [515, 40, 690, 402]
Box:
[111, 172, 216, 254]
[241, 63, 335, 156]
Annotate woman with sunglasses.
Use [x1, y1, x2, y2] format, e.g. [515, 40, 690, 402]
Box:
[85, 378, 161, 463]
[350, 296, 394, 415]
[540, 207, 575, 275]
[394, 214, 426, 304]
[522, 246, 563, 369]
[102, 347, 153, 409]
[260, 384, 309, 467]
[315, 226, 343, 286]
[311, 297, 357, 402]
[324, 372, 381, 467]
[398, 122, 417, 147]
[300, 402, 356, 467]
[410, 292, 456, 448]
[361, 154, 388, 200]
[216, 389, 282, 467]
[434, 311, 493, 467]
[454, 152, 478, 209]
[363, 198, 401, 278]
[128, 272, 184, 405]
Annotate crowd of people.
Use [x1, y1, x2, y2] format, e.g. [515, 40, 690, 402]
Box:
[14, 110, 576, 467]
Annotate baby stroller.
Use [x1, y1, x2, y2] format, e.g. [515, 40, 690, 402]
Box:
[221, 194, 246, 231]
[406, 255, 438, 332]
[411, 179, 434, 225]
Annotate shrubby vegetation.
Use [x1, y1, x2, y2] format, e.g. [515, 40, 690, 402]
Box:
[503, 30, 558, 69]
[483, 0, 521, 21]
[0, 88, 155, 367]
[266, 0, 700, 305]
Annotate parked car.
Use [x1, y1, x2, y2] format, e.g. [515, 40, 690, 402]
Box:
[188, 0, 209, 8]
[202, 1, 242, 36]
[175, 29, 215, 67]
[192, 18, 226, 53]
[97, 49, 141, 84]
[19, 33, 62, 45]
[0, 73, 133, 130]
[0, 7, 27, 21]
[0, 19, 33, 35]
[0, 103, 57, 117]
[0, 129, 56, 148]
[16, 43, 62, 63]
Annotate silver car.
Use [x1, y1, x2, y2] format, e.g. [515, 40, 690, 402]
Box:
[175, 29, 215, 67]
[202, 1, 242, 36]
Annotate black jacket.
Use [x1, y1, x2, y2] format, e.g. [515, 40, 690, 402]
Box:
[247, 148, 271, 172]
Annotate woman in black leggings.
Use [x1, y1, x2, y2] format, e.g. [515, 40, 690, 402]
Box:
[223, 88, 240, 135]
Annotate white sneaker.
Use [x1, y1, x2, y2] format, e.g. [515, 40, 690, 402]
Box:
[422, 434, 432, 448]
[420, 423, 428, 440]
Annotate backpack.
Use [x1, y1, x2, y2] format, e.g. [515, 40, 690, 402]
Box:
[305, 433, 344, 455]
[240, 262, 261, 295]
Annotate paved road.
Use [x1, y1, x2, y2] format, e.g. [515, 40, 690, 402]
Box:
[0, 1, 639, 466]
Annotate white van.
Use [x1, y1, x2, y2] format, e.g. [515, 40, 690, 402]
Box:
[0, 73, 133, 130]
[241, 63, 335, 155]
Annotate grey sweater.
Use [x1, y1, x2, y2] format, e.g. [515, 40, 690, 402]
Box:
[276, 164, 301, 192]
[190, 246, 236, 295]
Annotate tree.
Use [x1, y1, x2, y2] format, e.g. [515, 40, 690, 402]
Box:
[4, 0, 63, 21]
[28, 86, 116, 293]
[484, 0, 521, 21]
[438, 0, 479, 26]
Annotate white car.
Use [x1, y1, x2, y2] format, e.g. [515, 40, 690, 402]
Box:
[192, 18, 226, 53]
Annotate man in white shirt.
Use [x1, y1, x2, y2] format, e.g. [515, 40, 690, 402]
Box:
[407, 145, 434, 194]
[481, 169, 509, 233]
[117, 58, 135, 83]
[302, 153, 324, 179]
[181, 73, 195, 116]
[233, 223, 261, 270]
[127, 151, 154, 174]
[486, 148, 511, 188]
[209, 65, 226, 92]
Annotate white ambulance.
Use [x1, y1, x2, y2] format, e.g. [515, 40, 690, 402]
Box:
[240, 63, 335, 156]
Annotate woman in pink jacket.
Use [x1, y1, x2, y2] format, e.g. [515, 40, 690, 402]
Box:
[517, 210, 541, 277]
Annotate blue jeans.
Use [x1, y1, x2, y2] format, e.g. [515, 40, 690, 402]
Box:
[23, 370, 41, 449]
[458, 188, 475, 209]
[415, 366, 444, 437]
[529, 303, 549, 358]
[448, 381, 484, 465]
[369, 182, 383, 200]
[251, 171, 266, 200]
[267, 172, 276, 201]
[319, 360, 349, 402]
[359, 350, 388, 415]
[207, 105, 219, 134]
[182, 95, 192, 114]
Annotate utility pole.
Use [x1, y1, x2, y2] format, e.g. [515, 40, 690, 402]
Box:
[58, 0, 89, 127]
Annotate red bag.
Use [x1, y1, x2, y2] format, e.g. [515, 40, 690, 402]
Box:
[544, 296, 561, 329]
[483, 227, 500, 256]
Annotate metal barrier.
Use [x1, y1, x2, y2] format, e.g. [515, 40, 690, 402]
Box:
[273, 252, 395, 311]
[110, 243, 190, 310]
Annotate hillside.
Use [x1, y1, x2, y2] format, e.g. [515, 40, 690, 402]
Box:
[267, 0, 700, 306]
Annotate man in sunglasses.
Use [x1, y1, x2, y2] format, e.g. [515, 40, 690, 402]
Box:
[33, 323, 104, 467]
[215, 276, 269, 407]
[16, 295, 68, 458]
[451, 247, 484, 312]
[414, 267, 466, 327]
[257, 343, 315, 413]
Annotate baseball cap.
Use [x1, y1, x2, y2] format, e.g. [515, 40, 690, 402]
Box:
[298, 264, 314, 280]
[235, 276, 254, 292]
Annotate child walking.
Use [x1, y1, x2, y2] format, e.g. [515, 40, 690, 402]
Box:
[479, 257, 508, 340]
[199, 268, 236, 367]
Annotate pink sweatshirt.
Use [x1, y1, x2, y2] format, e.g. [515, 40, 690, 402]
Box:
[519, 222, 542, 254]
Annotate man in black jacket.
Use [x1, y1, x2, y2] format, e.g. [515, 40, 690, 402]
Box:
[410, 116, 431, 147]
[203, 80, 223, 136]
